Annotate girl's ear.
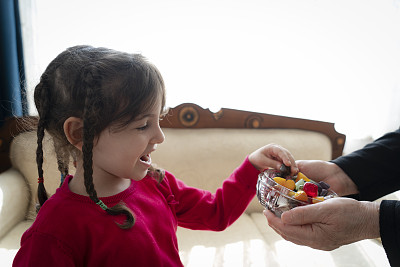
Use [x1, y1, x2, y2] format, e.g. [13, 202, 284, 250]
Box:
[64, 117, 83, 151]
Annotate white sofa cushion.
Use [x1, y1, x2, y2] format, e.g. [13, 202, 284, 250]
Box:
[0, 221, 34, 267]
[0, 169, 29, 239]
[177, 213, 279, 267]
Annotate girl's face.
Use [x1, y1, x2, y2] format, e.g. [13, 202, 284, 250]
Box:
[91, 99, 165, 182]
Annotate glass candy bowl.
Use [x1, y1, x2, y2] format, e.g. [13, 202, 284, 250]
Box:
[256, 169, 337, 217]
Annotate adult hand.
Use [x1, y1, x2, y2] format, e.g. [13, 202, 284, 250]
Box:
[296, 160, 359, 196]
[264, 197, 380, 251]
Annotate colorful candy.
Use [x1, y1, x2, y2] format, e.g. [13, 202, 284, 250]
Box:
[273, 177, 296, 190]
[303, 182, 318, 198]
[312, 196, 325, 204]
[272, 166, 332, 204]
[295, 172, 310, 182]
[294, 190, 308, 202]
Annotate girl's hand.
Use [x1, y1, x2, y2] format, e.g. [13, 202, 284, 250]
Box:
[264, 197, 380, 251]
[296, 160, 359, 196]
[249, 144, 298, 175]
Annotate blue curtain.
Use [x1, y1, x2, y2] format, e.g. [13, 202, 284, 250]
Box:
[0, 0, 27, 125]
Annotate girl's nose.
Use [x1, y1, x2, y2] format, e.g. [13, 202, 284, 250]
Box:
[154, 125, 165, 144]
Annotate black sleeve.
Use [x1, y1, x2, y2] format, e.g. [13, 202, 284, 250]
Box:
[380, 200, 400, 267]
[331, 129, 400, 266]
[331, 129, 400, 201]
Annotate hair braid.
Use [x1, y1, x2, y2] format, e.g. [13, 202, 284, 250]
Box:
[81, 66, 135, 229]
[35, 80, 50, 211]
[82, 66, 100, 202]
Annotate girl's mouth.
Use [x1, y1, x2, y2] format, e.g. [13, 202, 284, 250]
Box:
[140, 154, 151, 164]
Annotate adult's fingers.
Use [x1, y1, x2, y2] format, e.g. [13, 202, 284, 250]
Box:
[296, 160, 328, 181]
[264, 210, 322, 248]
[280, 203, 326, 225]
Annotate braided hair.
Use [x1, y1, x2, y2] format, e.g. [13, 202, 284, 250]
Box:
[34, 45, 166, 229]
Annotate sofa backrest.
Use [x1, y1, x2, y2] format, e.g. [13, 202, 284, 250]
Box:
[7, 103, 346, 217]
[152, 128, 332, 213]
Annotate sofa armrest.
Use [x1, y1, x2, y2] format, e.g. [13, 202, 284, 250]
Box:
[0, 168, 30, 240]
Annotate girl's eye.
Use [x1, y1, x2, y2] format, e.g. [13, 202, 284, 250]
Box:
[137, 123, 148, 131]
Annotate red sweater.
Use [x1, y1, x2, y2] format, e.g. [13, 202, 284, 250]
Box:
[13, 157, 259, 267]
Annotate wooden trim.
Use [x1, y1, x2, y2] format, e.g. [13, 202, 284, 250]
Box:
[0, 103, 346, 172]
[160, 103, 346, 159]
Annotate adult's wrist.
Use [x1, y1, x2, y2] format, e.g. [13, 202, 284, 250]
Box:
[331, 163, 359, 196]
[360, 201, 380, 239]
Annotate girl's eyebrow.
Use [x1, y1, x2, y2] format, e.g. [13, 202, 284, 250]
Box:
[135, 106, 165, 121]
[135, 113, 157, 121]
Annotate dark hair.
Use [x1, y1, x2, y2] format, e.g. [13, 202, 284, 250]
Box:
[34, 45, 166, 229]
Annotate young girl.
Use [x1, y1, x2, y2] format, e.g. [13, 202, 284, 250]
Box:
[13, 45, 298, 266]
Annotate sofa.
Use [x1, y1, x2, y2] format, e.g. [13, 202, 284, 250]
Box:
[0, 103, 391, 266]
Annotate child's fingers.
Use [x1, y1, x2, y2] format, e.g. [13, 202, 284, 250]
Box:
[269, 145, 298, 173]
[249, 144, 298, 171]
